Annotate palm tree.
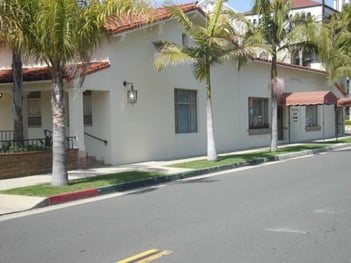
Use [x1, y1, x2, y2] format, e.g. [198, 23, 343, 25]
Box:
[317, 4, 351, 82]
[252, 0, 321, 151]
[0, 0, 36, 143]
[154, 0, 262, 161]
[26, 0, 150, 186]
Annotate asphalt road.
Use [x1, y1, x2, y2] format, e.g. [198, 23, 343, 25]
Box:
[1, 148, 351, 263]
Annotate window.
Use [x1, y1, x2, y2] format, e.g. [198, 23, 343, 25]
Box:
[175, 89, 197, 133]
[83, 90, 92, 126]
[27, 92, 41, 127]
[248, 97, 269, 129]
[305, 105, 319, 128]
[182, 33, 190, 47]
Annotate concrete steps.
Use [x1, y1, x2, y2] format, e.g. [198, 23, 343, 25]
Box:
[86, 155, 110, 169]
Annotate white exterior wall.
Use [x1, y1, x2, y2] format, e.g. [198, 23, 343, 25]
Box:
[83, 90, 112, 163]
[290, 6, 323, 21]
[0, 47, 12, 68]
[82, 17, 337, 165]
[276, 64, 336, 142]
[85, 20, 208, 164]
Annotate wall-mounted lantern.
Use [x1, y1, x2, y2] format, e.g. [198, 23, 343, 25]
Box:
[123, 81, 137, 105]
[0, 93, 3, 99]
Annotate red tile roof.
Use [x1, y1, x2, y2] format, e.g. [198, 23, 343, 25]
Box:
[291, 0, 321, 9]
[105, 2, 201, 35]
[0, 61, 110, 84]
[254, 57, 327, 75]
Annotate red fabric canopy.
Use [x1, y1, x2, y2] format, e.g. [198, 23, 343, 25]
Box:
[280, 91, 338, 106]
[337, 97, 351, 107]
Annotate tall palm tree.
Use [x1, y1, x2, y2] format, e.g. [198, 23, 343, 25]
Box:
[154, 0, 262, 161]
[252, 0, 320, 151]
[27, 0, 150, 186]
[0, 0, 36, 142]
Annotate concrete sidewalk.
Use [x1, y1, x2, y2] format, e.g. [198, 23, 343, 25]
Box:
[1, 139, 351, 216]
[0, 159, 194, 215]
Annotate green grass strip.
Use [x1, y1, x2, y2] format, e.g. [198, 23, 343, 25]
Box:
[0, 171, 164, 197]
[169, 144, 333, 169]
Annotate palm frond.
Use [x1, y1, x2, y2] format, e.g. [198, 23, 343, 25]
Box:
[153, 41, 194, 72]
[208, 0, 225, 36]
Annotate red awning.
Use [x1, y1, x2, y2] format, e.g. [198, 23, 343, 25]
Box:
[280, 91, 338, 106]
[337, 97, 351, 107]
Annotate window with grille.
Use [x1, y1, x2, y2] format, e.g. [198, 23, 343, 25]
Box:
[248, 97, 269, 129]
[27, 92, 42, 127]
[83, 90, 92, 126]
[175, 89, 197, 133]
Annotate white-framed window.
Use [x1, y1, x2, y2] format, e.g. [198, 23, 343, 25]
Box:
[248, 97, 269, 130]
[175, 89, 197, 133]
[27, 92, 42, 127]
[305, 105, 319, 128]
[83, 90, 92, 126]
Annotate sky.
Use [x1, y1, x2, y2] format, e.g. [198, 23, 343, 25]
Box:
[159, 0, 335, 12]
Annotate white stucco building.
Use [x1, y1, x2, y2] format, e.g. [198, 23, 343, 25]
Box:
[0, 2, 350, 167]
[334, 0, 351, 11]
[244, 0, 339, 69]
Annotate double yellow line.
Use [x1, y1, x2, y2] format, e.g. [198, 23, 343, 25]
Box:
[117, 248, 173, 263]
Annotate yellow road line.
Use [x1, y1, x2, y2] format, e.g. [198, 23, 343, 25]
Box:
[117, 249, 173, 263]
[135, 250, 173, 263]
[117, 249, 160, 263]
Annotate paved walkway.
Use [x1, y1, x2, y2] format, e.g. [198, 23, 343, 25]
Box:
[1, 137, 351, 216]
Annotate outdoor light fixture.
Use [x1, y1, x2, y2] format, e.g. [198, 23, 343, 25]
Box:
[123, 81, 138, 105]
[0, 93, 3, 99]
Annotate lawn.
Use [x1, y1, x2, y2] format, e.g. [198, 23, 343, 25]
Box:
[0, 171, 164, 197]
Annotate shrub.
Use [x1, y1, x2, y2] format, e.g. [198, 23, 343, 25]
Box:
[345, 120, 351, 126]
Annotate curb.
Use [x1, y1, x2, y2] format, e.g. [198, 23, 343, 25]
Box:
[47, 188, 99, 205]
[41, 143, 351, 207]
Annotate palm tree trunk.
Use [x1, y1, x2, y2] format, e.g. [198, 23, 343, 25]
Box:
[206, 66, 217, 161]
[12, 50, 24, 142]
[51, 74, 68, 186]
[270, 54, 278, 152]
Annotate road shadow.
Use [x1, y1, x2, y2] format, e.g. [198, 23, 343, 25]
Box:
[126, 187, 159, 195]
[179, 178, 219, 184]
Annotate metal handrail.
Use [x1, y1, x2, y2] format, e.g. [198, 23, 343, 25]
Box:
[84, 132, 108, 145]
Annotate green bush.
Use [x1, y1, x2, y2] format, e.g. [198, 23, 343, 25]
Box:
[345, 120, 351, 126]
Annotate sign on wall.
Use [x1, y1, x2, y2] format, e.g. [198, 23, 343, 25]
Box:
[291, 107, 299, 123]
